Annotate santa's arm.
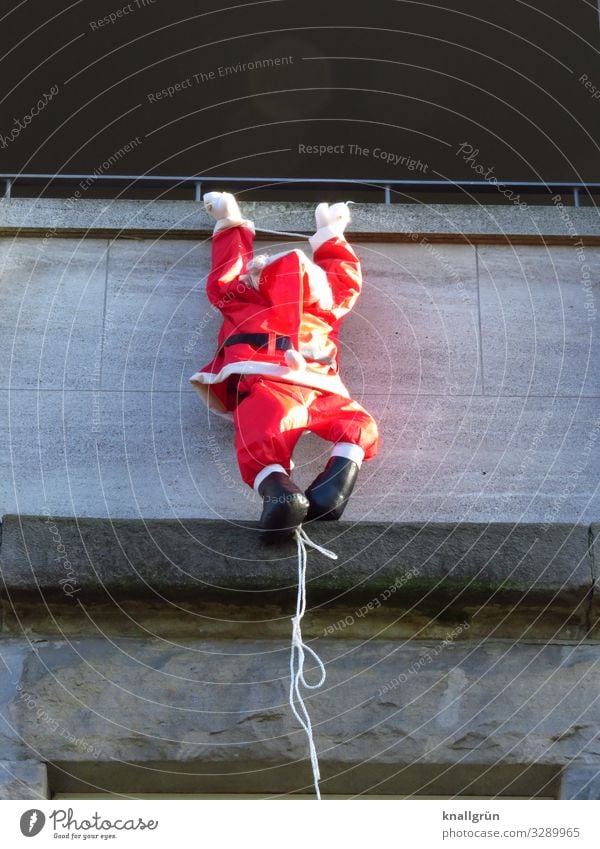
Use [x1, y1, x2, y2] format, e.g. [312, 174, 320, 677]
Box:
[309, 203, 362, 319]
[206, 225, 259, 307]
[204, 192, 260, 308]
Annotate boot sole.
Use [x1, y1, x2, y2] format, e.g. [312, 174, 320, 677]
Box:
[306, 501, 345, 522]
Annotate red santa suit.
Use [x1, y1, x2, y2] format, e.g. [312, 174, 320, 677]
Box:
[189, 214, 379, 489]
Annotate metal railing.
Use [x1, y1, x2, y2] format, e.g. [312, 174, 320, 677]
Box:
[1, 173, 598, 206]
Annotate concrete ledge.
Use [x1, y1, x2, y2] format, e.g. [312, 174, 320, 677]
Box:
[0, 515, 593, 613]
[0, 760, 48, 800]
[1, 198, 599, 243]
[6, 638, 600, 773]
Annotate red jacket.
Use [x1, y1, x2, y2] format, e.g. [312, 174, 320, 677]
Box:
[189, 225, 362, 416]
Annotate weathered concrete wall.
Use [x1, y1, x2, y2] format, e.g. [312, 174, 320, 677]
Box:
[1, 635, 598, 797]
[0, 199, 598, 523]
[0, 515, 597, 798]
[0, 761, 48, 800]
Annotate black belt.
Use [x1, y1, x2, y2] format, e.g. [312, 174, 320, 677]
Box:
[223, 333, 293, 351]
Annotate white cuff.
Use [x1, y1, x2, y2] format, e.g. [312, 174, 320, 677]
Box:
[253, 463, 288, 493]
[214, 218, 255, 235]
[306, 263, 334, 311]
[309, 224, 344, 252]
[331, 442, 364, 468]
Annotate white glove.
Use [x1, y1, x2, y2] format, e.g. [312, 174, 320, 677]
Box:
[203, 191, 255, 234]
[310, 201, 351, 251]
[315, 202, 351, 231]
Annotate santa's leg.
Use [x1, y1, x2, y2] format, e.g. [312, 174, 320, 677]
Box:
[305, 393, 379, 521]
[234, 377, 314, 540]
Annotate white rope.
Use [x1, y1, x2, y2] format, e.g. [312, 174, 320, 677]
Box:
[255, 226, 308, 239]
[254, 201, 356, 241]
[290, 526, 338, 800]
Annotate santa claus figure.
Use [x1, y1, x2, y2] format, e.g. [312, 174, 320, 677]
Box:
[189, 192, 380, 540]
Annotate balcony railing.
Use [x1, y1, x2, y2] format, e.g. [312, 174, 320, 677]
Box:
[1, 173, 598, 207]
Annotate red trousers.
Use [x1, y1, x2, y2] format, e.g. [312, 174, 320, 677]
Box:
[233, 375, 379, 487]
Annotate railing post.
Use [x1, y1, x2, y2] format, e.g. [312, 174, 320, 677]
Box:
[4, 178, 12, 199]
[384, 184, 391, 204]
[194, 181, 202, 202]
[572, 187, 580, 208]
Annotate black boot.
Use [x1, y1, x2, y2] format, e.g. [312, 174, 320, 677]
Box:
[305, 456, 360, 521]
[258, 472, 309, 542]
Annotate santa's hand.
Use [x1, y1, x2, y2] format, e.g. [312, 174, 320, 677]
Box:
[203, 191, 255, 234]
[314, 203, 331, 230]
[314, 202, 351, 232]
[328, 202, 351, 230]
[310, 201, 351, 251]
[239, 254, 269, 290]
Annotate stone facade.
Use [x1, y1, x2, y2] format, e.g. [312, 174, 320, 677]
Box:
[0, 199, 598, 798]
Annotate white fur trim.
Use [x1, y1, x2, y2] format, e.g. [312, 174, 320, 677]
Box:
[331, 442, 364, 468]
[214, 218, 255, 235]
[189, 360, 349, 416]
[305, 261, 333, 310]
[242, 252, 286, 288]
[255, 249, 294, 265]
[309, 224, 344, 252]
[298, 341, 335, 365]
[246, 248, 304, 278]
[244, 247, 334, 309]
[284, 349, 307, 370]
[253, 464, 287, 493]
